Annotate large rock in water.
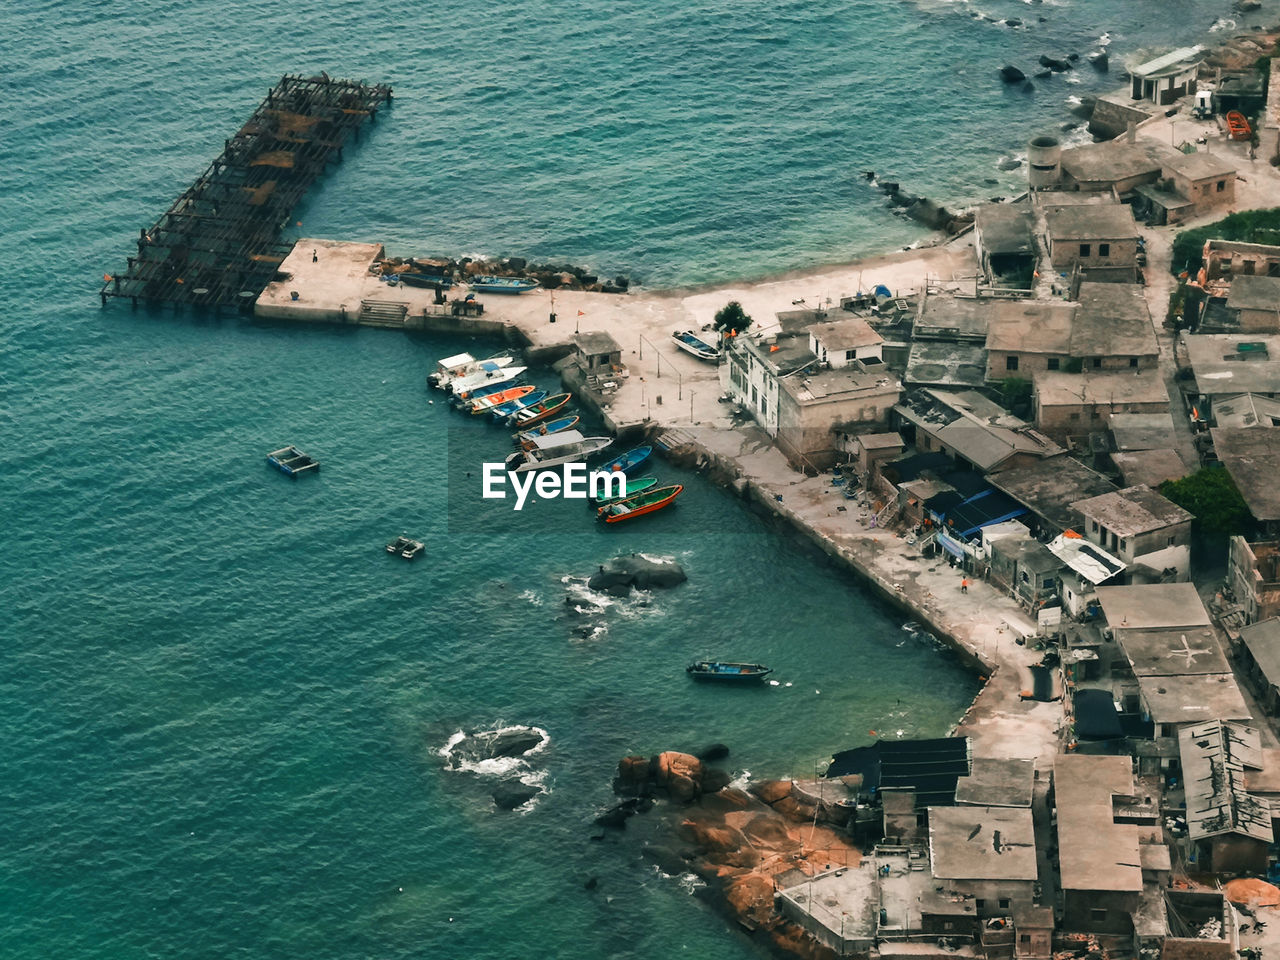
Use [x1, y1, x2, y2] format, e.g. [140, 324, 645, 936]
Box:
[492, 781, 540, 810]
[587, 555, 687, 596]
[904, 197, 954, 230]
[1000, 64, 1026, 84]
[448, 727, 546, 767]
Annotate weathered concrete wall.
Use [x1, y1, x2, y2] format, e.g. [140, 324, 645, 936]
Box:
[1088, 98, 1157, 140]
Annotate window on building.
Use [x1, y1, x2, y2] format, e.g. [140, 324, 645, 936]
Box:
[1129, 357, 1139, 368]
[1070, 412, 1080, 422]
[1006, 355, 1019, 371]
[1217, 180, 1227, 192]
[1047, 357, 1060, 371]
[945, 922, 955, 931]
[1021, 935, 1032, 944]
[1091, 410, 1101, 419]
[1120, 538, 1128, 552]
[761, 399, 768, 419]
[1091, 520, 1098, 533]
[1099, 243, 1110, 257]
[1091, 909, 1107, 922]
[1092, 357, 1103, 369]
[1080, 243, 1091, 258]
[1168, 535, 1176, 545]
[999, 899, 1011, 911]
[845, 349, 857, 361]
[1243, 260, 1256, 275]
[751, 386, 757, 406]
[976, 900, 986, 910]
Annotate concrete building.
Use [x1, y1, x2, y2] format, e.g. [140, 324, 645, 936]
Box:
[809, 317, 884, 368]
[850, 432, 906, 478]
[1177, 720, 1272, 874]
[985, 301, 1076, 381]
[893, 389, 1062, 474]
[1044, 204, 1140, 274]
[1071, 283, 1160, 371]
[1070, 485, 1193, 582]
[721, 328, 902, 467]
[1239, 618, 1280, 714]
[1111, 449, 1188, 490]
[1109, 414, 1186, 487]
[953, 758, 1034, 808]
[1185, 335, 1280, 423]
[988, 456, 1117, 537]
[1058, 142, 1163, 196]
[1204, 239, 1280, 281]
[974, 203, 1039, 291]
[1161, 150, 1237, 219]
[1211, 427, 1280, 535]
[1032, 369, 1170, 441]
[904, 340, 990, 390]
[1046, 531, 1127, 618]
[572, 330, 623, 375]
[927, 805, 1038, 917]
[914, 290, 996, 343]
[1227, 276, 1280, 333]
[1053, 755, 1149, 935]
[1128, 46, 1203, 105]
[1228, 536, 1280, 625]
[989, 535, 1063, 610]
[1208, 393, 1280, 429]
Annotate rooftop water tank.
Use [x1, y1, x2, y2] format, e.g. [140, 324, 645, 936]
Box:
[1027, 134, 1062, 189]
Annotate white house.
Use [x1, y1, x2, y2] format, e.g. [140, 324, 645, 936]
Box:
[808, 317, 884, 368]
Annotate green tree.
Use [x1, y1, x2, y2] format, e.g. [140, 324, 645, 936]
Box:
[1159, 467, 1253, 541]
[713, 301, 752, 334]
[997, 377, 1032, 419]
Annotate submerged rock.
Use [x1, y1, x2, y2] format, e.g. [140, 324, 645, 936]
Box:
[587, 555, 687, 596]
[1039, 53, 1072, 72]
[1000, 64, 1026, 84]
[447, 726, 546, 767]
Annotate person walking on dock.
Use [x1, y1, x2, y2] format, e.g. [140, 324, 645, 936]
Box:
[960, 578, 969, 594]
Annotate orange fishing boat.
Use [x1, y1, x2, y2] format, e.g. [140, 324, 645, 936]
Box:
[1226, 110, 1252, 141]
[597, 483, 683, 523]
[465, 384, 535, 415]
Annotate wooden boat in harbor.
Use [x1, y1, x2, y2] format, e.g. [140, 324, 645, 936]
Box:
[1227, 110, 1252, 141]
[470, 275, 540, 294]
[428, 352, 515, 390]
[506, 392, 572, 427]
[267, 445, 319, 477]
[597, 483, 682, 523]
[504, 430, 612, 473]
[386, 535, 425, 559]
[449, 362, 527, 398]
[671, 330, 720, 362]
[599, 444, 652, 475]
[686, 660, 773, 683]
[589, 475, 659, 509]
[465, 384, 536, 415]
[487, 389, 547, 420]
[397, 271, 453, 289]
[513, 414, 580, 449]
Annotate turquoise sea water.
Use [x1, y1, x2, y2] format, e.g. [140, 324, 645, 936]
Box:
[3, 1, 1257, 956]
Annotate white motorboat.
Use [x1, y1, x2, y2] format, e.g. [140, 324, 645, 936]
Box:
[503, 430, 612, 473]
[449, 363, 528, 398]
[429, 352, 516, 390]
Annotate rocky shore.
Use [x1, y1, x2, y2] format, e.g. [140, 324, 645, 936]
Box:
[599, 748, 861, 960]
[374, 253, 632, 293]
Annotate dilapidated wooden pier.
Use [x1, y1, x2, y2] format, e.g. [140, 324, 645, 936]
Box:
[100, 74, 391, 311]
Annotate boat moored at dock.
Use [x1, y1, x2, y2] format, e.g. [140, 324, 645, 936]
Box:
[506, 392, 572, 427]
[596, 483, 682, 523]
[463, 384, 536, 415]
[686, 660, 773, 682]
[487, 389, 547, 420]
[503, 430, 612, 473]
[513, 414, 580, 449]
[671, 330, 720, 362]
[599, 444, 652, 475]
[449, 362, 527, 398]
[588, 475, 659, 509]
[267, 446, 320, 477]
[429, 352, 515, 390]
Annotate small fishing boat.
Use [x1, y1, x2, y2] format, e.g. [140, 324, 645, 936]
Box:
[597, 483, 682, 523]
[686, 660, 773, 683]
[267, 445, 319, 477]
[428, 352, 515, 391]
[513, 414, 580, 448]
[487, 389, 547, 420]
[599, 444, 652, 475]
[464, 384, 536, 415]
[387, 536, 425, 559]
[450, 364, 528, 399]
[1227, 110, 1252, 141]
[589, 475, 659, 509]
[671, 330, 720, 362]
[397, 272, 453, 289]
[470, 276, 540, 294]
[507, 392, 572, 427]
[504, 430, 612, 473]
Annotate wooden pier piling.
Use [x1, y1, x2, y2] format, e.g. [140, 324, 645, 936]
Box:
[99, 74, 391, 312]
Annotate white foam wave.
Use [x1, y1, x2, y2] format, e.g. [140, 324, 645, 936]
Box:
[518, 589, 543, 606]
[440, 724, 551, 778]
[1210, 17, 1236, 32]
[729, 769, 753, 790]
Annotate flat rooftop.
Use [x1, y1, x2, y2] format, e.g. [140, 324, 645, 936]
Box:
[1054, 755, 1143, 893]
[1186, 335, 1280, 396]
[988, 456, 1117, 532]
[1059, 143, 1162, 186]
[783, 365, 901, 405]
[811, 316, 883, 350]
[1213, 393, 1280, 429]
[1095, 582, 1211, 630]
[1071, 484, 1192, 537]
[1228, 275, 1280, 313]
[1112, 449, 1188, 489]
[954, 758, 1035, 807]
[986, 300, 1075, 354]
[1073, 283, 1158, 359]
[1129, 45, 1203, 79]
[1116, 625, 1228, 676]
[1110, 412, 1177, 451]
[1034, 369, 1169, 407]
[1137, 673, 1252, 723]
[928, 805, 1037, 881]
[1241, 618, 1280, 684]
[1165, 149, 1237, 183]
[975, 203, 1038, 256]
[904, 341, 990, 389]
[1046, 203, 1139, 241]
[1211, 427, 1280, 522]
[915, 292, 994, 342]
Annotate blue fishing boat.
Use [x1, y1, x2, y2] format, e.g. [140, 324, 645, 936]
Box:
[489, 389, 547, 420]
[686, 660, 773, 683]
[671, 330, 720, 362]
[267, 445, 319, 478]
[470, 276, 540, 295]
[598, 444, 652, 475]
[513, 415, 580, 448]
